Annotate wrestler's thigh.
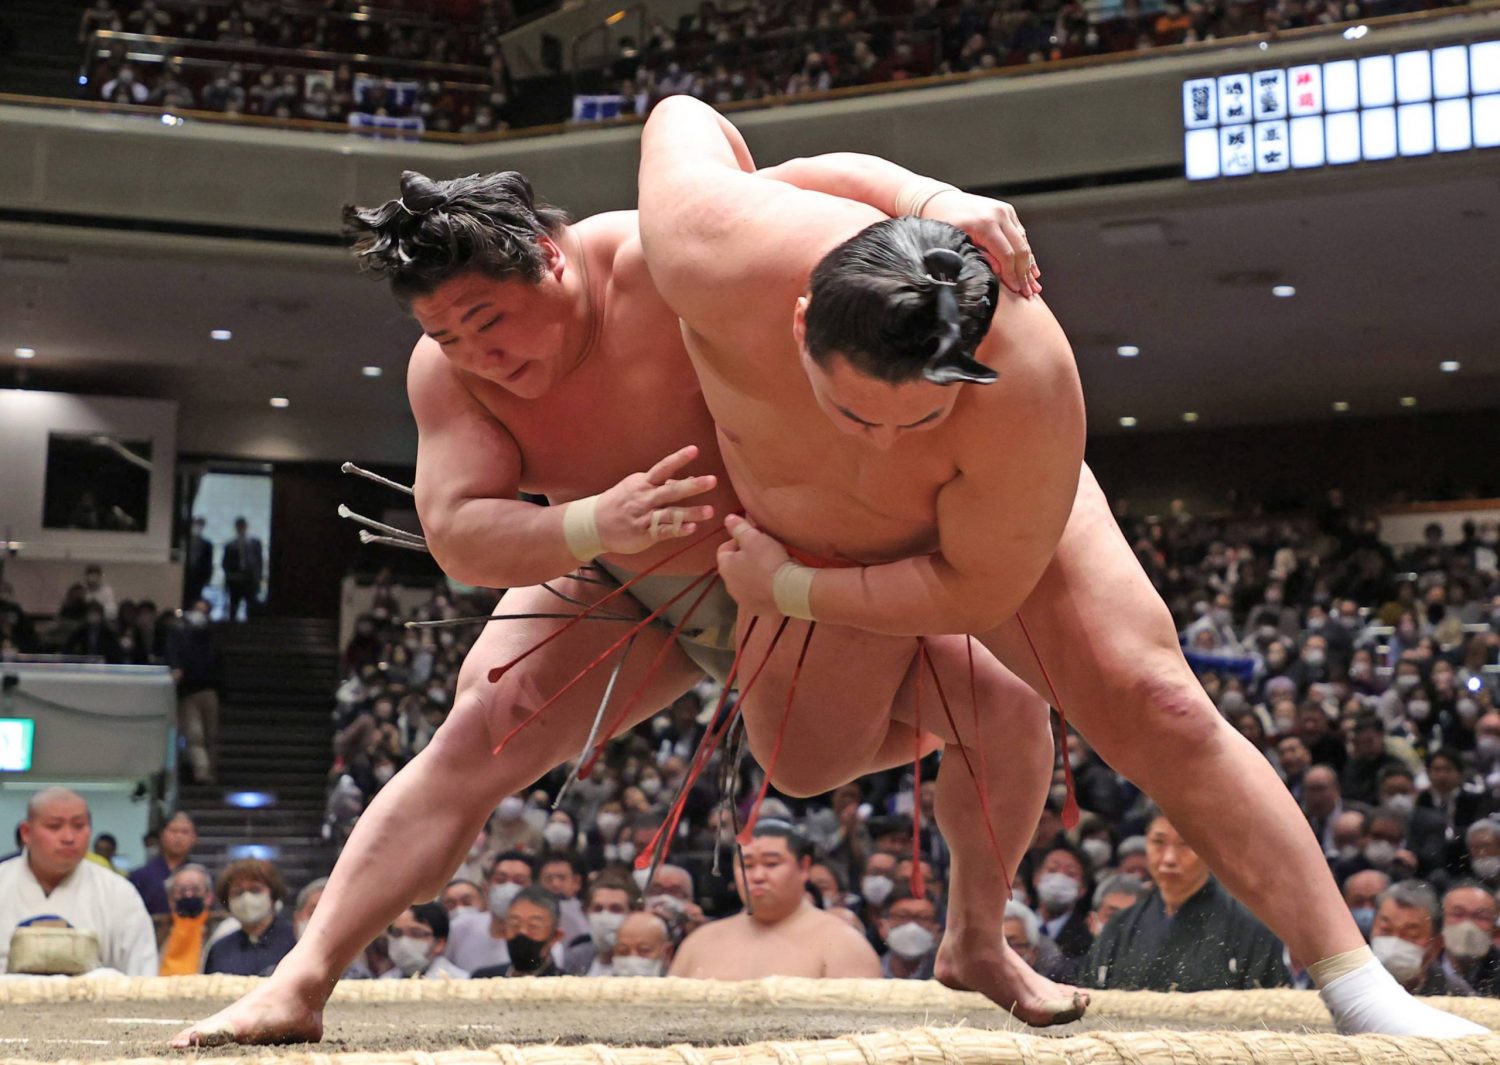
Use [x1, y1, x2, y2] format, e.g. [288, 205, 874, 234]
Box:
[886, 634, 1049, 748]
[733, 614, 918, 796]
[429, 575, 704, 787]
[979, 464, 1188, 738]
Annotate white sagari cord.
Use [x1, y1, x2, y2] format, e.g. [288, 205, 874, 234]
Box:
[1319, 957, 1486, 1038]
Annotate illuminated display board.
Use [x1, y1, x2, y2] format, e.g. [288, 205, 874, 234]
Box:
[0, 719, 35, 772]
[1183, 41, 1499, 178]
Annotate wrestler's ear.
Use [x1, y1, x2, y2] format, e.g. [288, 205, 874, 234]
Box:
[538, 235, 566, 282]
[791, 296, 810, 352]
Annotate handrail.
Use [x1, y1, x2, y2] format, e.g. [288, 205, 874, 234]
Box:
[86, 28, 493, 80]
[13, 0, 1494, 145]
[569, 4, 649, 79]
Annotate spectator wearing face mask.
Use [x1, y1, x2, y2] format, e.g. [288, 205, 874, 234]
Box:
[1335, 807, 1420, 885]
[1343, 869, 1391, 941]
[1369, 881, 1442, 993]
[610, 911, 674, 977]
[486, 795, 544, 854]
[1081, 813, 1289, 991]
[472, 886, 565, 978]
[642, 864, 707, 940]
[292, 877, 327, 940]
[1463, 820, 1500, 889]
[1375, 767, 1448, 877]
[444, 851, 536, 971]
[538, 853, 586, 926]
[440, 878, 484, 916]
[565, 872, 639, 975]
[1087, 874, 1150, 938]
[156, 863, 220, 975]
[876, 883, 939, 979]
[382, 903, 469, 980]
[204, 860, 295, 976]
[1030, 845, 1094, 963]
[1419, 751, 1493, 835]
[1432, 883, 1500, 996]
[1342, 715, 1408, 807]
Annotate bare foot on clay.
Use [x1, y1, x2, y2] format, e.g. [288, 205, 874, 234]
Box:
[170, 979, 324, 1048]
[935, 933, 1089, 1028]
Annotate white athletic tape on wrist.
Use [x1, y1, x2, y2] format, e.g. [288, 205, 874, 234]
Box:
[563, 495, 606, 562]
[894, 177, 959, 219]
[1308, 945, 1374, 988]
[772, 561, 816, 621]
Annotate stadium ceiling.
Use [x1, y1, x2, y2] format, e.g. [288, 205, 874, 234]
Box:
[0, 150, 1496, 441]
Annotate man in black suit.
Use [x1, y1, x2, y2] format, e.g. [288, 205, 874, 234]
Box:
[183, 517, 214, 608]
[222, 517, 264, 621]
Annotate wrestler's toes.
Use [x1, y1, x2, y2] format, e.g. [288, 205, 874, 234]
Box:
[171, 1021, 236, 1049]
[1038, 991, 1089, 1027]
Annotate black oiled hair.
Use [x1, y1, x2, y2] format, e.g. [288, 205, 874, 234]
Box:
[803, 216, 998, 385]
[750, 818, 815, 863]
[343, 170, 570, 307]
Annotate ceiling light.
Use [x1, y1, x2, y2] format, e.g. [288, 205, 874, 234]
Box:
[1440, 360, 1460, 372]
[1332, 401, 1350, 412]
[211, 329, 233, 341]
[1116, 345, 1140, 358]
[14, 347, 35, 360]
[1343, 24, 1368, 39]
[269, 397, 290, 409]
[1119, 416, 1138, 427]
[1182, 411, 1199, 423]
[1400, 396, 1417, 407]
[1272, 285, 1296, 298]
[361, 365, 383, 378]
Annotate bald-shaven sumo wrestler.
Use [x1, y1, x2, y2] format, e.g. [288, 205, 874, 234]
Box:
[636, 96, 1484, 1038]
[174, 162, 1057, 1047]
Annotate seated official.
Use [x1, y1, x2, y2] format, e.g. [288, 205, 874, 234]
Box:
[608, 911, 674, 977]
[670, 820, 880, 980]
[0, 788, 157, 975]
[472, 886, 565, 978]
[203, 859, 296, 976]
[381, 903, 469, 979]
[1082, 812, 1290, 991]
[155, 863, 225, 975]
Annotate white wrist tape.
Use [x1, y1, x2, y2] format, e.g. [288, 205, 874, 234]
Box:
[772, 561, 817, 621]
[562, 495, 606, 562]
[894, 177, 959, 218]
[1308, 945, 1374, 988]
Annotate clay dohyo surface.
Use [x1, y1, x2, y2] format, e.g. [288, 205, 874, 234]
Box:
[0, 993, 1335, 1061]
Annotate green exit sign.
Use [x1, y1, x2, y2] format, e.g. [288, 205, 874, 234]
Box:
[0, 719, 35, 772]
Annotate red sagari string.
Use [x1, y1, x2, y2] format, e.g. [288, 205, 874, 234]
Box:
[577, 570, 724, 779]
[636, 617, 790, 873]
[485, 525, 722, 685]
[490, 564, 719, 756]
[1017, 612, 1080, 829]
[920, 637, 1011, 890]
[737, 623, 817, 845]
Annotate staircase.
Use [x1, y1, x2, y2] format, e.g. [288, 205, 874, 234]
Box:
[176, 618, 341, 893]
[0, 0, 92, 99]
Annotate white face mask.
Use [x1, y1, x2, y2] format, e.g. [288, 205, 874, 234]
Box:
[861, 875, 894, 907]
[229, 889, 273, 927]
[1408, 700, 1432, 722]
[596, 812, 623, 837]
[640, 777, 662, 799]
[1371, 935, 1427, 984]
[498, 796, 525, 821]
[1395, 675, 1420, 693]
[387, 934, 432, 975]
[488, 881, 522, 918]
[1442, 920, 1493, 961]
[588, 910, 625, 951]
[1303, 648, 1326, 668]
[885, 921, 935, 961]
[1037, 872, 1081, 911]
[543, 823, 573, 848]
[617, 841, 637, 864]
[1385, 794, 1415, 816]
[1363, 840, 1397, 868]
[1472, 856, 1500, 881]
[1478, 737, 1500, 760]
[611, 955, 663, 977]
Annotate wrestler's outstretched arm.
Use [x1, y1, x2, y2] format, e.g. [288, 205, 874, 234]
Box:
[408, 336, 715, 588]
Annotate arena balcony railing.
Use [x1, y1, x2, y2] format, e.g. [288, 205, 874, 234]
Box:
[5, 1, 1494, 142]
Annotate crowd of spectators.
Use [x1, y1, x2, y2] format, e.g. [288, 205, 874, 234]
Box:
[302, 495, 1500, 991]
[80, 0, 518, 133]
[72, 0, 1476, 132]
[584, 0, 1464, 120]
